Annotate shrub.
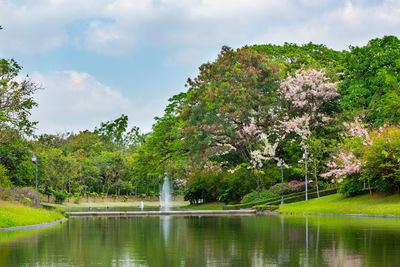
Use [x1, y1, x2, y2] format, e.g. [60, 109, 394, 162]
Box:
[90, 192, 98, 202]
[184, 170, 221, 205]
[122, 196, 129, 202]
[23, 197, 31, 205]
[0, 186, 41, 205]
[269, 180, 310, 195]
[74, 193, 82, 204]
[0, 164, 11, 188]
[362, 126, 400, 193]
[337, 174, 364, 196]
[218, 168, 257, 203]
[53, 190, 68, 204]
[39, 186, 54, 202]
[241, 190, 276, 204]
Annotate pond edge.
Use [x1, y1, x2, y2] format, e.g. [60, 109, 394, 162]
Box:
[0, 218, 66, 232]
[258, 210, 400, 219]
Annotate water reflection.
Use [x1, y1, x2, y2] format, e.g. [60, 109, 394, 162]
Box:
[1, 215, 400, 266]
[161, 215, 171, 246]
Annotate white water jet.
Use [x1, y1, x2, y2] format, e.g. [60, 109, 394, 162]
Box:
[160, 177, 171, 211]
[140, 201, 144, 210]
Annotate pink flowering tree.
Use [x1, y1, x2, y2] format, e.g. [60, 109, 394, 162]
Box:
[277, 68, 339, 149]
[320, 117, 371, 194]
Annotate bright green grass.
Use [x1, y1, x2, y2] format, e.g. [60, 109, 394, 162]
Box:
[0, 201, 64, 228]
[181, 202, 224, 210]
[277, 193, 400, 216]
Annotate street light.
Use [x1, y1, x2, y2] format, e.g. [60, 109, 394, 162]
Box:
[32, 154, 38, 190]
[277, 160, 284, 205]
[256, 162, 263, 199]
[303, 148, 308, 201]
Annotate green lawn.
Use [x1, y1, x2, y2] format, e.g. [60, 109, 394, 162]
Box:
[0, 200, 64, 228]
[277, 193, 400, 216]
[181, 202, 224, 210]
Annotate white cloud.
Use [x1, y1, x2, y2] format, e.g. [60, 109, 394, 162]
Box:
[2, 0, 400, 56]
[29, 70, 160, 134]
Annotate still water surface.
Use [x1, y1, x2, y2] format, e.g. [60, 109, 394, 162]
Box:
[1, 215, 400, 266]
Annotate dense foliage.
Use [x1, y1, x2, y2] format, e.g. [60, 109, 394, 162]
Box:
[2, 33, 400, 203]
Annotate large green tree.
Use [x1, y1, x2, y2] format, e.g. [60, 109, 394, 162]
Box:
[340, 35, 400, 125]
[181, 46, 280, 166]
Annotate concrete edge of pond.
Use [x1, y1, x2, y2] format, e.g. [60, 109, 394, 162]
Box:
[259, 210, 400, 219]
[0, 218, 67, 232]
[67, 210, 256, 217]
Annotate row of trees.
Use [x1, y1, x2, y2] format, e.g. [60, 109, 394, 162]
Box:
[2, 27, 400, 203]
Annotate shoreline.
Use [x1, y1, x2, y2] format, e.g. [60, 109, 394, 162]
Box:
[0, 218, 66, 232]
[258, 210, 400, 219]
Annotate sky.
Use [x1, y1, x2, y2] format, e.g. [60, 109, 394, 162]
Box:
[0, 0, 399, 135]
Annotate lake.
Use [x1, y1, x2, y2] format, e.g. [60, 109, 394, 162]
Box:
[1, 214, 400, 266]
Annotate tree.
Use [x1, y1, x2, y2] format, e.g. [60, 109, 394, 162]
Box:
[181, 46, 280, 167]
[252, 42, 345, 79]
[340, 36, 400, 125]
[0, 58, 40, 143]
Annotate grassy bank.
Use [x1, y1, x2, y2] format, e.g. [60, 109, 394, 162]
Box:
[181, 202, 224, 210]
[0, 200, 64, 228]
[277, 193, 400, 216]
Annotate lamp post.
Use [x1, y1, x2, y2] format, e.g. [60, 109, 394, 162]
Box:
[256, 162, 263, 199]
[32, 154, 38, 190]
[303, 148, 308, 201]
[277, 160, 284, 205]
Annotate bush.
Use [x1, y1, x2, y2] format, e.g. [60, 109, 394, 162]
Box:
[122, 196, 129, 202]
[0, 164, 11, 188]
[53, 190, 68, 204]
[269, 180, 310, 195]
[362, 126, 400, 193]
[218, 168, 257, 203]
[74, 193, 82, 204]
[184, 170, 221, 205]
[337, 174, 364, 196]
[23, 197, 31, 205]
[184, 167, 258, 205]
[0, 186, 41, 205]
[241, 190, 276, 204]
[90, 192, 98, 202]
[39, 186, 54, 202]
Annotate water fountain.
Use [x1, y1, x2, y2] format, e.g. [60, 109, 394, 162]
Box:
[140, 201, 144, 210]
[160, 176, 171, 211]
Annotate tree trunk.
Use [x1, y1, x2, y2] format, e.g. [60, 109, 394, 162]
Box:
[314, 162, 319, 198]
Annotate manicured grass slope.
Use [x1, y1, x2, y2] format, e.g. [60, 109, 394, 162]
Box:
[277, 193, 400, 216]
[0, 200, 63, 228]
[181, 202, 223, 210]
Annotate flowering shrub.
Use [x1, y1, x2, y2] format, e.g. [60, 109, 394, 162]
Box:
[269, 180, 309, 195]
[322, 122, 400, 194]
[321, 117, 367, 183]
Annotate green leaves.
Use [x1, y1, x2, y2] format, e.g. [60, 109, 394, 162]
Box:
[340, 36, 400, 125]
[0, 58, 39, 142]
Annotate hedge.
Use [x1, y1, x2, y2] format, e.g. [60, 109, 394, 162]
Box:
[222, 188, 338, 210]
[254, 188, 338, 212]
[222, 189, 319, 210]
